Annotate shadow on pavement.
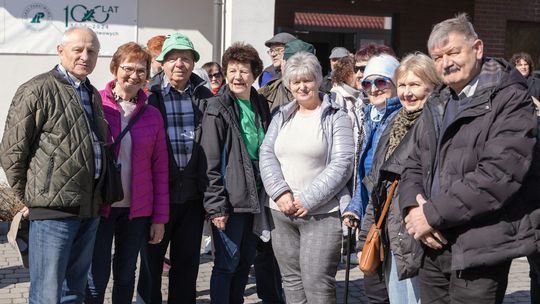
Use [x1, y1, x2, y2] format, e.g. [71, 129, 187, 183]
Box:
[0, 265, 30, 288]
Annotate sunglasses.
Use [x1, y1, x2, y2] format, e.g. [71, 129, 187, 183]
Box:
[361, 76, 392, 92]
[354, 65, 366, 73]
[209, 73, 222, 79]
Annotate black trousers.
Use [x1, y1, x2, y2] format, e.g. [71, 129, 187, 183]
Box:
[254, 240, 285, 304]
[420, 247, 511, 304]
[137, 201, 205, 304]
[528, 252, 540, 303]
[363, 270, 390, 304]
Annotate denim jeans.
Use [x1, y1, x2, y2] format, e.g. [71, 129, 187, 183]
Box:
[86, 208, 149, 304]
[210, 212, 258, 304]
[385, 251, 420, 304]
[29, 217, 100, 304]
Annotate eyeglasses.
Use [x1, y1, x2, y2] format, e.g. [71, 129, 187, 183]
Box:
[119, 65, 147, 77]
[267, 47, 285, 55]
[354, 65, 366, 73]
[209, 72, 222, 79]
[361, 76, 392, 92]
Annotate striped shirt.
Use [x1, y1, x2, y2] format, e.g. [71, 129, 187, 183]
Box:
[161, 75, 195, 169]
[57, 64, 102, 179]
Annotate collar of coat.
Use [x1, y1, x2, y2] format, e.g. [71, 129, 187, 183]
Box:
[148, 71, 208, 96]
[432, 57, 528, 103]
[279, 93, 342, 123]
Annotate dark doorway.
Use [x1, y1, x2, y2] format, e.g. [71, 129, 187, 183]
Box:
[505, 20, 540, 74]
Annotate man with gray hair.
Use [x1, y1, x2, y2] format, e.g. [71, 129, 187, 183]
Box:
[400, 13, 539, 302]
[0, 27, 108, 302]
[320, 46, 350, 93]
[259, 32, 296, 87]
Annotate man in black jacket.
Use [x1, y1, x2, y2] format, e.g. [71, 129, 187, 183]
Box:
[400, 13, 539, 303]
[137, 33, 213, 304]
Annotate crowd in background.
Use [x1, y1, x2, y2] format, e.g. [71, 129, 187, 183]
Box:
[0, 12, 540, 304]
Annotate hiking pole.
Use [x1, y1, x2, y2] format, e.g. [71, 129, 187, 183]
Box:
[344, 225, 353, 304]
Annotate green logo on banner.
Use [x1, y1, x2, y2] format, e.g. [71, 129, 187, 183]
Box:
[64, 5, 119, 27]
[22, 3, 52, 31]
[30, 12, 45, 24]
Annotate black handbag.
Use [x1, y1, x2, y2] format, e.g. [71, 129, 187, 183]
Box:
[102, 105, 147, 204]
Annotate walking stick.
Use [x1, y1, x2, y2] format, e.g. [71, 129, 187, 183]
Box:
[344, 225, 353, 304]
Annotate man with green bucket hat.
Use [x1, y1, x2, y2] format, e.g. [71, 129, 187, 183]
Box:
[137, 32, 213, 304]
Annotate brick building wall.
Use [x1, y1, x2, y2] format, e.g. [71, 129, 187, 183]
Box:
[474, 0, 540, 59]
[274, 0, 474, 56]
[275, 0, 540, 60]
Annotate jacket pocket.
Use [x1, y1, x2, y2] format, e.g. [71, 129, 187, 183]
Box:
[42, 156, 54, 194]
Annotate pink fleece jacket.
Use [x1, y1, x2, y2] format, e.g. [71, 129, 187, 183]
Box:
[99, 80, 169, 224]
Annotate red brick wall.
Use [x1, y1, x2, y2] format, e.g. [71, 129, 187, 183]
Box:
[474, 0, 540, 57]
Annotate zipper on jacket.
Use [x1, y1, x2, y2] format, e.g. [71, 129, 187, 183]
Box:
[42, 156, 55, 194]
[69, 85, 98, 212]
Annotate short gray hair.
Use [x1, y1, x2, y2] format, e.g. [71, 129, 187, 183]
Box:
[282, 52, 323, 90]
[61, 27, 100, 48]
[427, 13, 478, 54]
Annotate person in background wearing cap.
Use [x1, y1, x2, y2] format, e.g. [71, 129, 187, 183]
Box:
[259, 32, 296, 87]
[320, 47, 350, 94]
[0, 27, 108, 303]
[137, 32, 213, 304]
[259, 39, 316, 115]
[259, 51, 353, 304]
[342, 54, 401, 304]
[200, 42, 271, 304]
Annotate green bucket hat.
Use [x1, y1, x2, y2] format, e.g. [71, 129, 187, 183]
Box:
[156, 33, 200, 63]
[283, 39, 315, 60]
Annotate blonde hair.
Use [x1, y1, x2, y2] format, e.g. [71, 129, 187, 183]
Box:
[395, 52, 442, 89]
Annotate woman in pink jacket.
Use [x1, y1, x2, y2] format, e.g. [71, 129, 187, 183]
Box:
[86, 42, 169, 304]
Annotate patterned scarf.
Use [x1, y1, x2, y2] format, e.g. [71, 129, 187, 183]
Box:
[384, 107, 423, 161]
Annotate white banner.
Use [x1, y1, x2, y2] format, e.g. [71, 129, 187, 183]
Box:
[0, 0, 137, 55]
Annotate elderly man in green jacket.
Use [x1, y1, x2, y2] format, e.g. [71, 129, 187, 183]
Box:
[0, 27, 108, 303]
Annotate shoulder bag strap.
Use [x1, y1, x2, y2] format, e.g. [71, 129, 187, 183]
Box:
[110, 105, 147, 151]
[375, 180, 399, 229]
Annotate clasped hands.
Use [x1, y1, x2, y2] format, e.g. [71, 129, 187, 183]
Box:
[275, 192, 308, 217]
[404, 194, 448, 250]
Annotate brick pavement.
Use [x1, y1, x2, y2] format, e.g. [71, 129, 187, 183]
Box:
[0, 222, 532, 303]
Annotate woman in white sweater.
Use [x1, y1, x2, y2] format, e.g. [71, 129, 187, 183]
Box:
[259, 51, 354, 304]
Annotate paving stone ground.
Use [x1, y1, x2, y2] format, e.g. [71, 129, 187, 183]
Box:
[0, 222, 532, 303]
